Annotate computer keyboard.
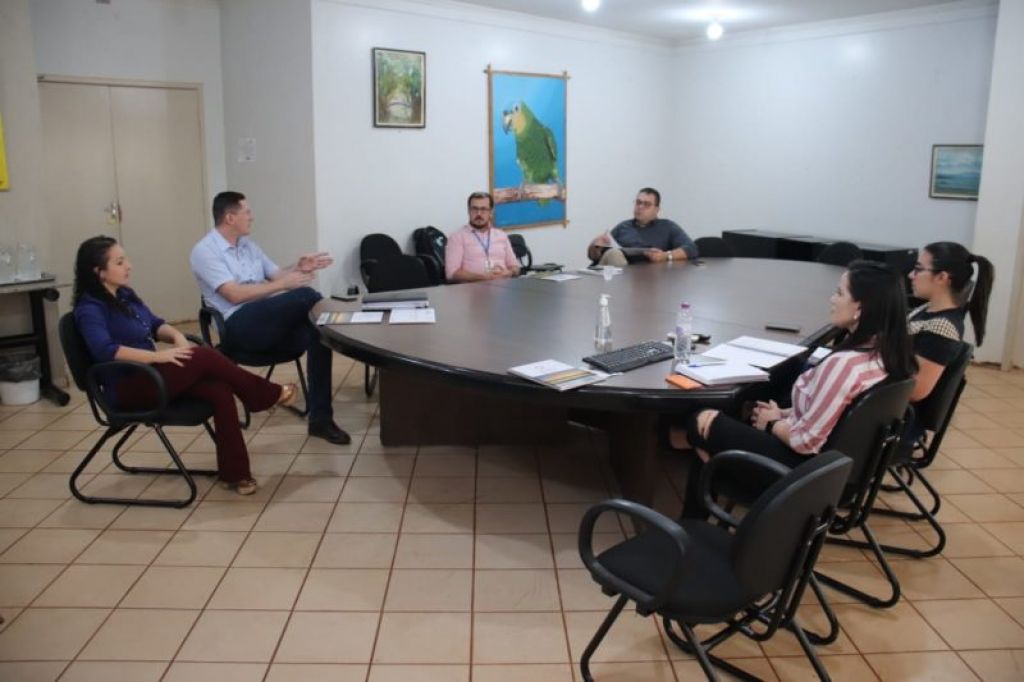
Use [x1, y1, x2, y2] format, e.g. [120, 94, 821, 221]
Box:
[583, 341, 675, 373]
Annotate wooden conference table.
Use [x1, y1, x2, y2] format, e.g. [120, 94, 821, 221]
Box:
[319, 258, 843, 506]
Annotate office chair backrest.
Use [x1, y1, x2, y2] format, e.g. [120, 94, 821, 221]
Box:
[915, 342, 972, 433]
[733, 450, 852, 597]
[695, 236, 734, 258]
[817, 241, 863, 267]
[366, 253, 433, 293]
[823, 376, 915, 503]
[507, 233, 533, 269]
[412, 226, 448, 285]
[59, 312, 93, 392]
[360, 233, 404, 285]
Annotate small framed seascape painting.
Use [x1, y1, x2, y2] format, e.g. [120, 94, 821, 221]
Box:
[373, 48, 426, 128]
[929, 145, 982, 200]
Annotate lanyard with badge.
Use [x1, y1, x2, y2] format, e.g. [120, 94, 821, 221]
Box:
[472, 229, 493, 272]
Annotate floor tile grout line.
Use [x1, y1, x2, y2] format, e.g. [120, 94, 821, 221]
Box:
[358, 438, 418, 680]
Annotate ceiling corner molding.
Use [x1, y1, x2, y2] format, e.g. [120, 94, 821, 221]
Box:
[674, 0, 998, 52]
[318, 0, 675, 52]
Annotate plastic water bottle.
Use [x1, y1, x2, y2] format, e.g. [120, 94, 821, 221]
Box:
[595, 293, 612, 351]
[674, 302, 693, 364]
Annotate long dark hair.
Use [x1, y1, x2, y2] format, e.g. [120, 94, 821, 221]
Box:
[924, 241, 994, 347]
[72, 236, 135, 314]
[836, 260, 916, 380]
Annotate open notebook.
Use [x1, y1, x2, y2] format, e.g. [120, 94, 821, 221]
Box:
[703, 336, 807, 370]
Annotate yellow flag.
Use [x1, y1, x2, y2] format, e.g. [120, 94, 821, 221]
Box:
[0, 113, 9, 191]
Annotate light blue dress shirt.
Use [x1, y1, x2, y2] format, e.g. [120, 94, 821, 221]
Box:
[190, 229, 279, 319]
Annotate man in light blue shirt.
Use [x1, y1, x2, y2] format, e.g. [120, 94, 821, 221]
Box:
[190, 191, 349, 444]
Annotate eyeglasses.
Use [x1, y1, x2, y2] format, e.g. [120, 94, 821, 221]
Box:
[469, 206, 492, 213]
[910, 265, 937, 274]
[635, 200, 655, 208]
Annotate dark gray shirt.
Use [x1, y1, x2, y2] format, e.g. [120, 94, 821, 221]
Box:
[610, 219, 698, 260]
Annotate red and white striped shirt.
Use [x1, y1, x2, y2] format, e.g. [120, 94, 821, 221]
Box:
[785, 350, 887, 454]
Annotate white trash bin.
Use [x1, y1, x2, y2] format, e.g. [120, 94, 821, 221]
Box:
[0, 378, 40, 405]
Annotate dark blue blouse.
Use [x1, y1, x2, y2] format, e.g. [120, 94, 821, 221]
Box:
[73, 289, 166, 363]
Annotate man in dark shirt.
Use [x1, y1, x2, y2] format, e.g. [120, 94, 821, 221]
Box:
[586, 188, 698, 266]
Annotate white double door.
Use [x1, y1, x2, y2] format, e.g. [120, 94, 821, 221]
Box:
[39, 80, 207, 322]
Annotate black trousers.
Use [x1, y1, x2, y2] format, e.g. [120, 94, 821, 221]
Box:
[681, 411, 809, 518]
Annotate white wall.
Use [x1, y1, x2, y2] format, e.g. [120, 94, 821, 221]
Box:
[220, 0, 318, 265]
[0, 0, 50, 336]
[973, 0, 1024, 366]
[312, 0, 675, 291]
[669, 2, 997, 248]
[30, 0, 227, 210]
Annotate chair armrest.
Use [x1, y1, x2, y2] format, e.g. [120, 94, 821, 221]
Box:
[699, 450, 793, 528]
[185, 333, 206, 347]
[86, 360, 169, 422]
[579, 498, 689, 612]
[198, 304, 227, 347]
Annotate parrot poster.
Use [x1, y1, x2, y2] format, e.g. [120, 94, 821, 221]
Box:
[488, 69, 567, 228]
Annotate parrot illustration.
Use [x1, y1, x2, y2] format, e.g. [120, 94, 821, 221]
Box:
[501, 101, 561, 204]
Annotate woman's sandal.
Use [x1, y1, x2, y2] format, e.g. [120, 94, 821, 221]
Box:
[222, 478, 258, 496]
[275, 383, 299, 409]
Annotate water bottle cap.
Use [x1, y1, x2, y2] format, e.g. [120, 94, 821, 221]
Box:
[680, 302, 691, 309]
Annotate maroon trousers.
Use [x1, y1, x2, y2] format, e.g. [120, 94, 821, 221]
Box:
[117, 347, 281, 483]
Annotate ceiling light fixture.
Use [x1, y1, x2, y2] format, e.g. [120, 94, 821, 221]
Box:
[706, 20, 724, 40]
[582, 0, 600, 12]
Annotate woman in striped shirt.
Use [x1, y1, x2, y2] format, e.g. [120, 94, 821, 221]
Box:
[671, 261, 916, 518]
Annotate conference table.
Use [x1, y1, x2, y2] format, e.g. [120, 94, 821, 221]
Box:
[318, 258, 844, 507]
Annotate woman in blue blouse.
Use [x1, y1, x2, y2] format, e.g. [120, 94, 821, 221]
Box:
[73, 236, 297, 495]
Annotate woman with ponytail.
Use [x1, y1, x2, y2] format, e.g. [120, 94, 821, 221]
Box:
[907, 241, 994, 402]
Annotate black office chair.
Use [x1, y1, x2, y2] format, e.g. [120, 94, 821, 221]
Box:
[59, 313, 219, 508]
[869, 342, 972, 558]
[362, 254, 434, 397]
[579, 450, 852, 682]
[816, 242, 862, 267]
[706, 376, 914, 644]
[413, 226, 448, 285]
[198, 301, 309, 428]
[360, 233, 404, 287]
[507, 233, 533, 270]
[694, 236, 734, 258]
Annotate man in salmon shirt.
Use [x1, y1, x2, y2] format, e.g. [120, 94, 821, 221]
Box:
[445, 191, 520, 283]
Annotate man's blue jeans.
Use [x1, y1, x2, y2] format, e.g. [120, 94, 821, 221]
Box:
[223, 287, 333, 424]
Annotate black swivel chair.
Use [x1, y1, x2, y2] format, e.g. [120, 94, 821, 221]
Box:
[694, 236, 734, 258]
[816, 242, 863, 267]
[579, 450, 852, 682]
[360, 233, 404, 287]
[59, 313, 219, 508]
[868, 342, 973, 558]
[507, 233, 533, 270]
[362, 254, 434, 397]
[198, 301, 309, 429]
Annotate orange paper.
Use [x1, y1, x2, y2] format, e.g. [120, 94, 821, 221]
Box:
[665, 374, 702, 390]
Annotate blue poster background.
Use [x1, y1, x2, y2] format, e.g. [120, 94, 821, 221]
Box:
[491, 73, 566, 227]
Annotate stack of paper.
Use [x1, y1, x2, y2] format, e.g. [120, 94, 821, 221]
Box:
[674, 362, 769, 386]
[389, 308, 436, 324]
[703, 336, 807, 369]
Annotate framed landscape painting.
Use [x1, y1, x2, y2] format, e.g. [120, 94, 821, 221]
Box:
[487, 67, 567, 229]
[373, 48, 425, 128]
[930, 144, 982, 200]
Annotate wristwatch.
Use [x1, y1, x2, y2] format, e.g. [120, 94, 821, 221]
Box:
[765, 419, 779, 434]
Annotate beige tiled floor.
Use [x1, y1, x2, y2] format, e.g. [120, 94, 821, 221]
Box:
[1, 359, 1024, 681]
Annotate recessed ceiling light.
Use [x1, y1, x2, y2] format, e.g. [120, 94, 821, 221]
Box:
[706, 21, 724, 40]
[582, 0, 600, 12]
